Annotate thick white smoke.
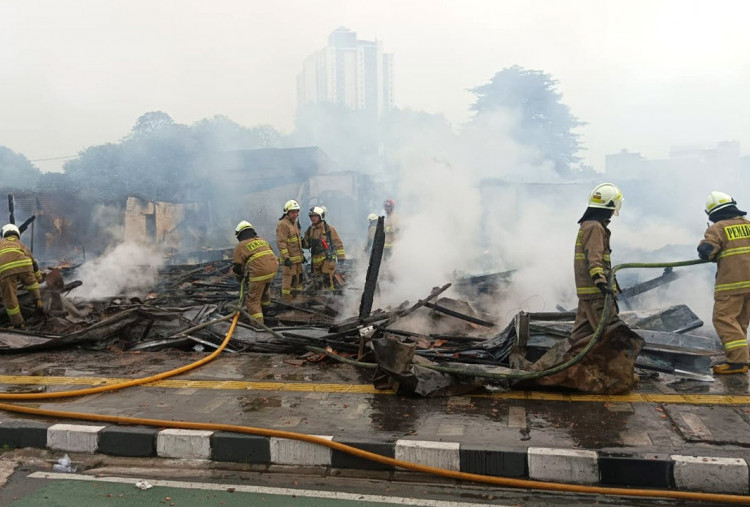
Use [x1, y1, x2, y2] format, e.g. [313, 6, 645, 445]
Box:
[71, 241, 163, 299]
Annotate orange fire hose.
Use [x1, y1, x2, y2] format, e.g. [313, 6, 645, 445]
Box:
[0, 310, 746, 503]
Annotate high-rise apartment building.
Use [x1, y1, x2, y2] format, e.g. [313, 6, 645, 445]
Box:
[297, 27, 394, 116]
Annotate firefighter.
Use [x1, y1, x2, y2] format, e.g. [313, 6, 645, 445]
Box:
[276, 200, 304, 302]
[0, 224, 43, 329]
[365, 213, 378, 253]
[570, 183, 624, 346]
[698, 191, 750, 374]
[303, 206, 346, 290]
[233, 221, 278, 325]
[383, 199, 399, 258]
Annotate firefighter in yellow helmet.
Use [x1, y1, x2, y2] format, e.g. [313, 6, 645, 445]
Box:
[570, 183, 624, 346]
[0, 224, 44, 329]
[303, 206, 346, 290]
[698, 191, 750, 375]
[276, 200, 304, 302]
[233, 221, 279, 325]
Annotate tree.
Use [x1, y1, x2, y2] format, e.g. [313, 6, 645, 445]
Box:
[193, 116, 282, 151]
[469, 66, 584, 177]
[130, 111, 176, 138]
[0, 145, 42, 189]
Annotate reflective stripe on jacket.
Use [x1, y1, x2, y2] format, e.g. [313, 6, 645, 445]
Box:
[276, 216, 303, 264]
[303, 222, 346, 266]
[0, 237, 37, 280]
[574, 220, 614, 300]
[699, 216, 750, 296]
[233, 236, 279, 283]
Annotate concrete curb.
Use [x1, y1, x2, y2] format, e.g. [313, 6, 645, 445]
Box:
[1, 419, 749, 494]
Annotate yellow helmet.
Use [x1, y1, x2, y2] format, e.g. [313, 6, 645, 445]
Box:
[705, 191, 736, 215]
[588, 183, 623, 216]
[367, 213, 378, 222]
[234, 220, 254, 237]
[283, 200, 301, 213]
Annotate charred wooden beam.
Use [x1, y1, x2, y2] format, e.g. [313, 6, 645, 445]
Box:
[423, 302, 495, 327]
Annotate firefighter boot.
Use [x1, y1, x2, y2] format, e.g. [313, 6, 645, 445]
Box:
[713, 362, 749, 375]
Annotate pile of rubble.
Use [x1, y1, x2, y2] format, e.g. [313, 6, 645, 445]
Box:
[0, 252, 721, 397]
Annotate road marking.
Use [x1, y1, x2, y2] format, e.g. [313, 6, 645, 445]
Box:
[679, 412, 713, 440]
[437, 422, 465, 436]
[507, 406, 526, 428]
[0, 375, 746, 405]
[619, 430, 652, 446]
[27, 472, 497, 506]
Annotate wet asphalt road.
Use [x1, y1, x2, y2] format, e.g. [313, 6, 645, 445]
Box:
[0, 350, 748, 458]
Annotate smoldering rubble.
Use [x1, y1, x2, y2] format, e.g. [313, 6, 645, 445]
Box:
[0, 251, 720, 397]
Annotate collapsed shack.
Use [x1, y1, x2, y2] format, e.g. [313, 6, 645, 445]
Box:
[0, 220, 720, 397]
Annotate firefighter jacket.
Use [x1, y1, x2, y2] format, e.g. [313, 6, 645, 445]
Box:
[384, 212, 400, 250]
[698, 216, 750, 296]
[233, 236, 279, 283]
[276, 216, 303, 264]
[0, 237, 41, 281]
[303, 221, 345, 267]
[574, 220, 615, 300]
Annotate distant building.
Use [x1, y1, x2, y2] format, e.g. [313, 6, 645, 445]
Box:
[605, 142, 742, 184]
[297, 27, 394, 116]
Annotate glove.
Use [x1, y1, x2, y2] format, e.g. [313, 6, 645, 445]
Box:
[596, 282, 613, 296]
[283, 258, 293, 268]
[35, 299, 45, 317]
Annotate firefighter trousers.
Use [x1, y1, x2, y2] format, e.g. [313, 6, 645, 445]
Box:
[281, 263, 303, 302]
[713, 293, 750, 364]
[246, 280, 272, 325]
[312, 259, 337, 290]
[0, 272, 41, 327]
[569, 296, 622, 346]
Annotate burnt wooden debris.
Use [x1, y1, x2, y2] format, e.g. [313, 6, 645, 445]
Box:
[0, 254, 719, 394]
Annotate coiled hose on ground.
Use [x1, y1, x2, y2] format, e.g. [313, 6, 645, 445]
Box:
[3, 258, 749, 505]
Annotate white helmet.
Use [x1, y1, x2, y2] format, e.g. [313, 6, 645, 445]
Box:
[283, 200, 301, 213]
[1, 224, 20, 238]
[234, 220, 254, 237]
[367, 213, 378, 222]
[705, 191, 736, 216]
[309, 206, 325, 219]
[588, 183, 623, 216]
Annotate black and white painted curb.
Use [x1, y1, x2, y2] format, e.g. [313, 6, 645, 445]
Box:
[1, 420, 748, 494]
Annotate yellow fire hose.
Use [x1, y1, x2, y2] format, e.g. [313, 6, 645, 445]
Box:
[0, 264, 748, 504]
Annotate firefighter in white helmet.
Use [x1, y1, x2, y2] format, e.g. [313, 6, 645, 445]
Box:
[570, 183, 625, 346]
[365, 213, 378, 253]
[276, 200, 304, 302]
[303, 206, 346, 290]
[698, 191, 750, 374]
[233, 221, 279, 325]
[0, 224, 44, 329]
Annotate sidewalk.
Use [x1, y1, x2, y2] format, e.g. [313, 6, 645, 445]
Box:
[0, 350, 749, 495]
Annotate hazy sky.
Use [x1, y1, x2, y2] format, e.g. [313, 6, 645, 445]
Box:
[1, 0, 748, 173]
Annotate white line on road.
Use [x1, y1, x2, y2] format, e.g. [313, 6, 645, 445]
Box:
[27, 472, 502, 506]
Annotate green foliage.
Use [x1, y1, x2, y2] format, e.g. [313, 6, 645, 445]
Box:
[470, 66, 584, 176]
[63, 112, 283, 202]
[0, 145, 42, 189]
